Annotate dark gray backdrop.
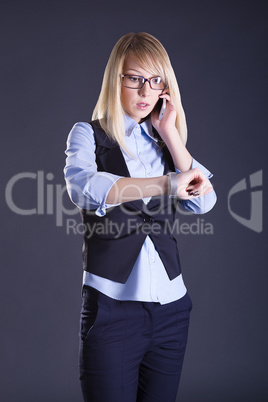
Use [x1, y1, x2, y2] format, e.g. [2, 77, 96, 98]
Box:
[1, 0, 267, 401]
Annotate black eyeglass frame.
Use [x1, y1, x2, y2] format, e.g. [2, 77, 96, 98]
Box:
[121, 74, 166, 90]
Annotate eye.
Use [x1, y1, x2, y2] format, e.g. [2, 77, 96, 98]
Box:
[128, 76, 140, 83]
[151, 77, 162, 84]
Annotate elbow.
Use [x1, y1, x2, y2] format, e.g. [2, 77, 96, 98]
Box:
[64, 177, 86, 209]
[64, 168, 84, 208]
[66, 184, 81, 208]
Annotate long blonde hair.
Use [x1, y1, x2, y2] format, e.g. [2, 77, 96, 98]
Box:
[92, 32, 188, 150]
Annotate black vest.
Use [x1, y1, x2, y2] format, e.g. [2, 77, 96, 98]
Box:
[81, 120, 182, 283]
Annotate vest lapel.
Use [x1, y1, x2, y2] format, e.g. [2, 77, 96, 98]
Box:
[162, 145, 175, 174]
[92, 120, 130, 178]
[97, 146, 131, 177]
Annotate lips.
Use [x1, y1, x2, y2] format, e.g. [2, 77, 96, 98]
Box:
[136, 103, 150, 110]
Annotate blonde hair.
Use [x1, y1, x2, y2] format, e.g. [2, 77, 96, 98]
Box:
[92, 32, 188, 150]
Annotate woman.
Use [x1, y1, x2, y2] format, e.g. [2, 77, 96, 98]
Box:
[64, 32, 216, 402]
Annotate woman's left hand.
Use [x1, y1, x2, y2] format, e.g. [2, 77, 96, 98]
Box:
[151, 91, 193, 173]
[151, 92, 177, 140]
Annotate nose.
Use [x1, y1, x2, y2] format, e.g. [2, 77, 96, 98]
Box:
[138, 81, 151, 97]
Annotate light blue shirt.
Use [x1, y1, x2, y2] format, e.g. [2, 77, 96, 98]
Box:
[64, 115, 216, 304]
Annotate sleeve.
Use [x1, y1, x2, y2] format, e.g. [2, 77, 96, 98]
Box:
[175, 158, 217, 214]
[63, 122, 123, 217]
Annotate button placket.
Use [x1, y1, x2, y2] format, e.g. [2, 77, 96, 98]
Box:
[136, 127, 154, 178]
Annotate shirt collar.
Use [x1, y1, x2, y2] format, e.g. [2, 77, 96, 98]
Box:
[124, 114, 159, 143]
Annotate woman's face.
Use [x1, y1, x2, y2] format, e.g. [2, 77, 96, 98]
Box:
[121, 57, 162, 123]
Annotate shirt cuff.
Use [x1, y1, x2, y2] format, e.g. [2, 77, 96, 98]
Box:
[175, 158, 213, 179]
[82, 172, 123, 217]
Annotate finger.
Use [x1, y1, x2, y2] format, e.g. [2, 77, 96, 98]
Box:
[186, 189, 200, 197]
[159, 93, 171, 102]
[186, 185, 195, 192]
[186, 181, 213, 197]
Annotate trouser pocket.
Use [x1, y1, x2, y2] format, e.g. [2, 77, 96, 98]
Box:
[79, 286, 99, 342]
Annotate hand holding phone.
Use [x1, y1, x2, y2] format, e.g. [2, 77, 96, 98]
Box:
[158, 98, 166, 121]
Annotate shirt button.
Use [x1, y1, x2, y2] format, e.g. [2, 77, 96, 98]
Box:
[147, 171, 152, 176]
[143, 216, 154, 223]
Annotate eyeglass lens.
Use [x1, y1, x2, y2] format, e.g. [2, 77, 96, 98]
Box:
[122, 75, 165, 90]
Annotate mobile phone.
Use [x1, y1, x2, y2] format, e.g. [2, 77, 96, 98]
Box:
[159, 98, 166, 121]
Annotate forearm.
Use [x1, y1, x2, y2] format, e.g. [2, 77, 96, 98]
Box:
[106, 176, 169, 204]
[106, 167, 213, 204]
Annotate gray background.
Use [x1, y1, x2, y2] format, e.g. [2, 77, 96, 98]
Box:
[1, 0, 267, 401]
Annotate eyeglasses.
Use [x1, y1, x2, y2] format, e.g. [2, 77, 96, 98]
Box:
[121, 74, 166, 90]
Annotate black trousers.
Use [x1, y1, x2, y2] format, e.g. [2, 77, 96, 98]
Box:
[79, 286, 192, 402]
